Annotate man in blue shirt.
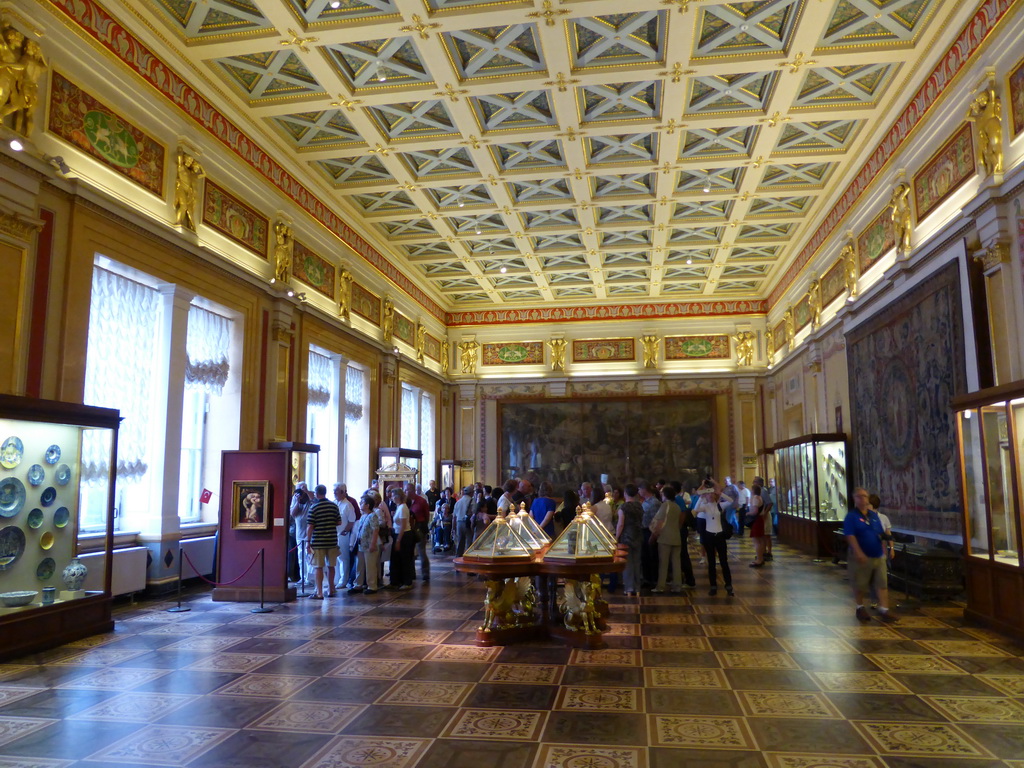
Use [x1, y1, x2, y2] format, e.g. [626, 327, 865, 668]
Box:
[843, 487, 897, 622]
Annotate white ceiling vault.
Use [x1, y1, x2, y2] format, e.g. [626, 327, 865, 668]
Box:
[133, 0, 955, 311]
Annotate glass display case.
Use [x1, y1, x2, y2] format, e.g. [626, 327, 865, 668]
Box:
[509, 504, 550, 551]
[952, 382, 1024, 640]
[0, 395, 119, 659]
[268, 441, 319, 490]
[463, 512, 535, 562]
[544, 508, 618, 563]
[772, 433, 848, 557]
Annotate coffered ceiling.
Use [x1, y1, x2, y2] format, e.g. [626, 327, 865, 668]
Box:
[128, 0, 956, 310]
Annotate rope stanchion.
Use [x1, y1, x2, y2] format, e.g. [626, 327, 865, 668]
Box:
[166, 546, 190, 613]
[180, 548, 262, 587]
[252, 548, 273, 614]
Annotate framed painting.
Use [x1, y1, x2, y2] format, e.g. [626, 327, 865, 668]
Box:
[820, 259, 846, 305]
[424, 334, 441, 361]
[292, 240, 335, 299]
[664, 335, 730, 360]
[232, 481, 269, 530]
[912, 122, 975, 221]
[772, 321, 786, 346]
[202, 181, 269, 257]
[482, 342, 544, 365]
[394, 312, 415, 345]
[793, 296, 811, 332]
[1008, 53, 1024, 138]
[856, 207, 895, 275]
[47, 71, 166, 196]
[572, 338, 635, 363]
[351, 283, 381, 325]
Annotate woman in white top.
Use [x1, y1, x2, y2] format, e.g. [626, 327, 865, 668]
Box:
[389, 488, 415, 589]
[695, 480, 734, 597]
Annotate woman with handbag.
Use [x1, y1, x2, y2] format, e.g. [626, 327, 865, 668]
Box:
[695, 479, 734, 596]
[748, 484, 768, 567]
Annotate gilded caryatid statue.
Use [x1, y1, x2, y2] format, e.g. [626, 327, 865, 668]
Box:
[732, 330, 756, 367]
[808, 279, 822, 329]
[548, 337, 567, 372]
[173, 149, 205, 232]
[440, 339, 451, 374]
[783, 307, 795, 344]
[889, 182, 912, 258]
[640, 334, 659, 369]
[765, 327, 775, 360]
[0, 26, 46, 137]
[967, 79, 1004, 177]
[415, 324, 426, 364]
[273, 221, 293, 283]
[458, 340, 479, 374]
[337, 265, 352, 320]
[381, 297, 395, 344]
[841, 242, 858, 300]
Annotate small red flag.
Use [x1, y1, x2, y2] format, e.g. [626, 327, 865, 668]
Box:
[200, 488, 213, 504]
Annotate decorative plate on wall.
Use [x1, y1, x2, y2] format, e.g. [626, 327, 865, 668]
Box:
[27, 508, 43, 529]
[39, 531, 54, 550]
[0, 525, 26, 568]
[0, 436, 23, 469]
[40, 487, 56, 507]
[36, 557, 55, 581]
[55, 465, 71, 486]
[27, 464, 44, 486]
[45, 445, 61, 465]
[53, 507, 69, 528]
[0, 477, 26, 518]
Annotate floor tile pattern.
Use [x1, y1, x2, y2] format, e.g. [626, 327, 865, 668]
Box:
[2, 539, 1024, 766]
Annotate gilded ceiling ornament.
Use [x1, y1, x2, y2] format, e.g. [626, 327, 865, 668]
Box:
[808, 279, 822, 328]
[748, 157, 767, 169]
[544, 73, 579, 93]
[659, 63, 694, 83]
[382, 297, 395, 344]
[548, 338, 567, 372]
[330, 96, 362, 111]
[658, 162, 675, 175]
[779, 52, 817, 74]
[459, 135, 484, 149]
[458, 340, 479, 374]
[279, 28, 318, 53]
[640, 335, 659, 369]
[732, 331, 756, 367]
[273, 221, 293, 283]
[966, 78, 1004, 177]
[556, 127, 579, 142]
[415, 324, 426, 364]
[435, 82, 468, 102]
[841, 242, 858, 300]
[441, 340, 451, 374]
[660, 119, 683, 134]
[527, 0, 570, 27]
[399, 14, 440, 40]
[0, 25, 45, 137]
[660, 0, 699, 13]
[173, 148, 205, 232]
[889, 182, 912, 259]
[759, 112, 790, 128]
[338, 265, 353, 320]
[369, 144, 390, 156]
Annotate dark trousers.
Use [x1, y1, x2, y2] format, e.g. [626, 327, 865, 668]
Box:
[415, 523, 430, 580]
[679, 536, 696, 586]
[390, 531, 417, 586]
[641, 528, 659, 586]
[700, 532, 732, 588]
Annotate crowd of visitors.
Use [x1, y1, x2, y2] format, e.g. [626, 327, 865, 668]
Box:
[286, 473, 796, 598]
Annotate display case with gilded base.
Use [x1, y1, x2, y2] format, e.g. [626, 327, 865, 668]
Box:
[953, 382, 1024, 640]
[0, 395, 119, 660]
[774, 432, 849, 557]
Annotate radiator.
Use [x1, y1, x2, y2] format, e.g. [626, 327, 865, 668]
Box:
[180, 536, 216, 579]
[80, 546, 148, 597]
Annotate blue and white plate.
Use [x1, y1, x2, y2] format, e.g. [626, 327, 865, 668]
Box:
[0, 525, 25, 569]
[27, 508, 43, 529]
[40, 487, 56, 507]
[55, 464, 71, 487]
[44, 445, 61, 465]
[0, 436, 23, 470]
[27, 464, 44, 486]
[0, 477, 26, 518]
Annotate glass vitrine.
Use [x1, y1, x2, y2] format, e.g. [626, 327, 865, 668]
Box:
[462, 513, 535, 562]
[954, 391, 1024, 567]
[773, 434, 848, 523]
[543, 509, 618, 563]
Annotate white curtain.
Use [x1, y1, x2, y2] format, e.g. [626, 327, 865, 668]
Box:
[420, 392, 435, 485]
[400, 386, 417, 449]
[307, 350, 332, 409]
[344, 364, 364, 420]
[185, 304, 231, 395]
[83, 266, 160, 483]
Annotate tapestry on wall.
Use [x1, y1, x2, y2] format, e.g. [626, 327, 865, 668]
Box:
[846, 261, 966, 536]
[48, 71, 165, 196]
[499, 397, 715, 490]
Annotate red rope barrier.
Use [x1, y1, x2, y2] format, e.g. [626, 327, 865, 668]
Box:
[181, 548, 262, 587]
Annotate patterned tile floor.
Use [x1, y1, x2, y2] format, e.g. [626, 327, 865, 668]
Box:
[2, 539, 1024, 767]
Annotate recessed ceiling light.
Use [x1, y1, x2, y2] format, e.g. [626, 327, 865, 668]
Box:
[686, 258, 693, 265]
[9, 139, 23, 152]
[475, 228, 481, 234]
[457, 201, 464, 208]
[500, 266, 507, 274]
[330, 0, 341, 7]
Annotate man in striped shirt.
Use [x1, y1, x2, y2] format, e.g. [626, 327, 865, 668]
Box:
[306, 484, 341, 599]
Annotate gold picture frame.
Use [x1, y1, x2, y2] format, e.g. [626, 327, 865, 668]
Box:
[232, 481, 270, 530]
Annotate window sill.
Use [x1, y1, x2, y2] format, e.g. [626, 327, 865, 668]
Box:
[78, 530, 142, 552]
[181, 523, 219, 538]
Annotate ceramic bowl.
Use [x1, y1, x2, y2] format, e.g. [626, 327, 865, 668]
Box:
[0, 590, 37, 607]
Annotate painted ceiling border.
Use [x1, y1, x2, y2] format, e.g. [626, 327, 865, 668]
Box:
[446, 300, 766, 327]
[767, 0, 1017, 309]
[45, 0, 447, 322]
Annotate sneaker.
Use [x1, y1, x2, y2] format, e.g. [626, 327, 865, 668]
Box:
[708, 587, 718, 596]
[855, 606, 871, 621]
[878, 611, 899, 623]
